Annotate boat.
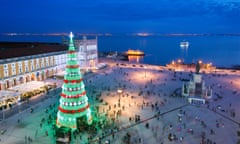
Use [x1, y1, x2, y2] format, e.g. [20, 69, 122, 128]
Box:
[180, 41, 189, 48]
[125, 49, 145, 56]
[125, 49, 145, 63]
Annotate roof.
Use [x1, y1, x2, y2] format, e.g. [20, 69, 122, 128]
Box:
[0, 42, 67, 59]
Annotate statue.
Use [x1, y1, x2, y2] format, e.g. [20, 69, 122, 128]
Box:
[196, 61, 200, 74]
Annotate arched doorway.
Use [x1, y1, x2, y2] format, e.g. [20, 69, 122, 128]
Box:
[31, 73, 35, 81]
[46, 70, 49, 78]
[13, 78, 17, 86]
[6, 80, 10, 89]
[26, 75, 30, 82]
[41, 71, 45, 80]
[19, 77, 24, 84]
[36, 72, 40, 81]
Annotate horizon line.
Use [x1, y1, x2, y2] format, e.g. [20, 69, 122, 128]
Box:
[1, 33, 240, 37]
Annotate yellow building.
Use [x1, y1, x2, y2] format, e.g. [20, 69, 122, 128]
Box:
[0, 42, 67, 90]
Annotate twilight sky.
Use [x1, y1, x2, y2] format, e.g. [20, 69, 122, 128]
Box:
[0, 0, 240, 34]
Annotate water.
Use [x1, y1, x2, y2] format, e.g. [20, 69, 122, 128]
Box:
[98, 35, 240, 67]
[1, 35, 240, 67]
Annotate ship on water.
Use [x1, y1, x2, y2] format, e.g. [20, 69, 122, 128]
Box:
[180, 41, 189, 48]
[125, 49, 145, 56]
[125, 49, 145, 63]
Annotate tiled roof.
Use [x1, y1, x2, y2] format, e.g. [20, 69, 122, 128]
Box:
[0, 42, 67, 59]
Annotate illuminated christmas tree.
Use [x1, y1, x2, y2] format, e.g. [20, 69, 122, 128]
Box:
[56, 32, 92, 130]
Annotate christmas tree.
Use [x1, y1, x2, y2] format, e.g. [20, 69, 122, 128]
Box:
[56, 32, 92, 130]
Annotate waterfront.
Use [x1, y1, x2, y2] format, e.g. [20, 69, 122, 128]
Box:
[1, 35, 240, 68]
[99, 35, 240, 67]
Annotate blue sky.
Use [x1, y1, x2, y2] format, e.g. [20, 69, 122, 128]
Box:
[0, 0, 240, 33]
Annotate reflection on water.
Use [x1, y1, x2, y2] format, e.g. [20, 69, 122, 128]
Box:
[128, 55, 144, 63]
[180, 45, 188, 63]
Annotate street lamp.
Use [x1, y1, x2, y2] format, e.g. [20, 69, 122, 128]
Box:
[117, 88, 123, 107]
[17, 96, 22, 113]
[144, 66, 147, 78]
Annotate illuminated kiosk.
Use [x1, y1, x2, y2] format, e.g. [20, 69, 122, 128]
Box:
[56, 32, 92, 143]
[182, 62, 212, 104]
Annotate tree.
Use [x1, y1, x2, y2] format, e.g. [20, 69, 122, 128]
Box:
[56, 32, 92, 131]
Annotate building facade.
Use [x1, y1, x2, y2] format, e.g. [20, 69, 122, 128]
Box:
[0, 35, 99, 90]
[0, 42, 68, 90]
[77, 36, 98, 70]
[63, 36, 98, 70]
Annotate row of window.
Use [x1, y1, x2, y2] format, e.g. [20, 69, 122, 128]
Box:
[55, 54, 67, 65]
[2, 49, 99, 77]
[79, 44, 97, 52]
[87, 54, 98, 60]
[3, 56, 54, 77]
[77, 54, 98, 61]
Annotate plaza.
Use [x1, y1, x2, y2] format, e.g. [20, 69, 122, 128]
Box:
[0, 58, 240, 144]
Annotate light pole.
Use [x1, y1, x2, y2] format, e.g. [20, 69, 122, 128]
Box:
[17, 96, 22, 123]
[117, 88, 123, 108]
[144, 66, 147, 78]
[17, 97, 21, 113]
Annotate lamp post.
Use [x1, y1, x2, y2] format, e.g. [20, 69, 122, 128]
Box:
[117, 88, 123, 108]
[144, 66, 147, 78]
[17, 96, 22, 123]
[17, 96, 22, 113]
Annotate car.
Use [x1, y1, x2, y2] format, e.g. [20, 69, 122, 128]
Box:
[217, 105, 222, 110]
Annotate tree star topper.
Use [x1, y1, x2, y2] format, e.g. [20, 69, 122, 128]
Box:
[69, 32, 74, 39]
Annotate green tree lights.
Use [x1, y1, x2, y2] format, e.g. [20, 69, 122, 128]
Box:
[56, 32, 92, 131]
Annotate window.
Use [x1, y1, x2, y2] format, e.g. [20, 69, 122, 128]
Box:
[50, 57, 53, 66]
[11, 63, 16, 75]
[36, 59, 40, 69]
[59, 55, 61, 64]
[4, 64, 8, 70]
[41, 58, 45, 68]
[3, 63, 9, 77]
[18, 62, 22, 74]
[12, 68, 16, 75]
[24, 61, 29, 72]
[79, 46, 84, 52]
[4, 69, 9, 77]
[87, 45, 96, 51]
[87, 54, 97, 60]
[30, 60, 34, 71]
[46, 57, 49, 67]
